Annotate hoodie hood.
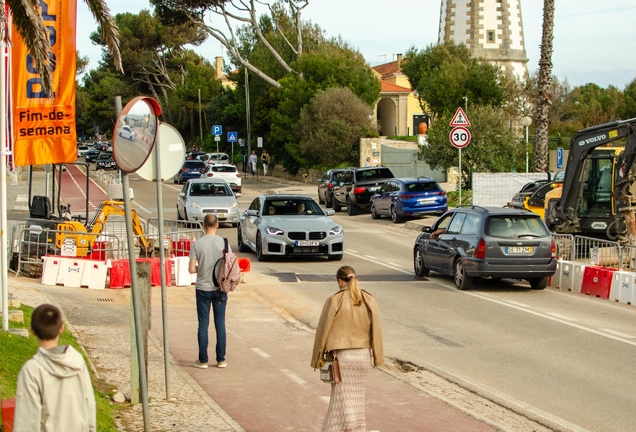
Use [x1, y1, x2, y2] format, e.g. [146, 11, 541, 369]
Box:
[34, 345, 85, 378]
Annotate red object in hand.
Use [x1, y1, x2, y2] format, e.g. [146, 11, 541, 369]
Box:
[2, 398, 15, 432]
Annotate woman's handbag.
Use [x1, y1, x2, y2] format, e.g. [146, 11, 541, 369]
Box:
[320, 351, 341, 383]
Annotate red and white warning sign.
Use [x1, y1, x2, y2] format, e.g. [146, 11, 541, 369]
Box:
[450, 107, 471, 127]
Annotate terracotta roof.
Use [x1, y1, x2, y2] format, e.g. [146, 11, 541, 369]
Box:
[380, 80, 412, 93]
[372, 58, 408, 78]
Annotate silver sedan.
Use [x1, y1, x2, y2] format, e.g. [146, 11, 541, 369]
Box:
[237, 195, 344, 261]
[176, 178, 240, 227]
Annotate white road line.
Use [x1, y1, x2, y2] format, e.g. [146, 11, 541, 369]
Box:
[16, 194, 28, 202]
[164, 184, 182, 192]
[503, 300, 531, 308]
[460, 289, 636, 348]
[598, 328, 636, 339]
[135, 203, 152, 214]
[280, 369, 306, 385]
[347, 249, 358, 254]
[364, 255, 378, 260]
[345, 251, 413, 275]
[385, 262, 402, 268]
[67, 169, 98, 211]
[251, 348, 271, 358]
[545, 312, 578, 322]
[319, 396, 330, 404]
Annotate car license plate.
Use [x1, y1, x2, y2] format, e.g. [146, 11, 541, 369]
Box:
[295, 240, 319, 246]
[218, 213, 226, 218]
[418, 198, 436, 204]
[505, 246, 532, 254]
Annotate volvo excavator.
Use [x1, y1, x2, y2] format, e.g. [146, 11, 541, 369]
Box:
[513, 118, 636, 243]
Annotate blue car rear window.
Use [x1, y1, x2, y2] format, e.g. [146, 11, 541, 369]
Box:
[404, 182, 441, 192]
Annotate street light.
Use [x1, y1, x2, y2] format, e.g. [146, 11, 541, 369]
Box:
[521, 116, 532, 173]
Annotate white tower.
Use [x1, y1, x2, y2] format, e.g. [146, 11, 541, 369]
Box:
[438, 0, 528, 78]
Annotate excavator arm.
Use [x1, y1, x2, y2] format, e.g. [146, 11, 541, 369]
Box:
[86, 201, 154, 254]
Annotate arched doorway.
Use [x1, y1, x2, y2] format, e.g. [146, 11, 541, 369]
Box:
[376, 98, 396, 136]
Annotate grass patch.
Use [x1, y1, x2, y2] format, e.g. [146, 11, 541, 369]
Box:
[0, 305, 118, 431]
[386, 135, 418, 141]
[446, 189, 473, 207]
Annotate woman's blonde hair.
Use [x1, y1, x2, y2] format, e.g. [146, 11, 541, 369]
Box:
[337, 266, 363, 306]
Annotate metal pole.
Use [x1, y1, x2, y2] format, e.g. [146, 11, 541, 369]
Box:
[1, 38, 8, 331]
[198, 89, 203, 147]
[525, 125, 529, 173]
[122, 173, 151, 431]
[244, 68, 251, 172]
[154, 126, 171, 400]
[458, 148, 462, 206]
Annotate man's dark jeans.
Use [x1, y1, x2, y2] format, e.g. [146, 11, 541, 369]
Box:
[196, 289, 227, 364]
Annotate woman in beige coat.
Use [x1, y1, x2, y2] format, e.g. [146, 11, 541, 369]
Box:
[311, 266, 384, 432]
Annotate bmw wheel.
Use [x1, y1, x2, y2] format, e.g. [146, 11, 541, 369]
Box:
[370, 203, 379, 219]
[237, 225, 249, 252]
[255, 232, 268, 261]
[453, 258, 473, 290]
[413, 247, 430, 277]
[333, 200, 342, 212]
[391, 205, 403, 223]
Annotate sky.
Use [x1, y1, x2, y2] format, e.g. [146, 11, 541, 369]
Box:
[76, 0, 636, 89]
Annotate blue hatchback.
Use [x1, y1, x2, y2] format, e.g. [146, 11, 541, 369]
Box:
[370, 177, 448, 223]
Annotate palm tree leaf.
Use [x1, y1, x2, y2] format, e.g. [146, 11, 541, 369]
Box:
[83, 0, 122, 72]
[7, 0, 53, 94]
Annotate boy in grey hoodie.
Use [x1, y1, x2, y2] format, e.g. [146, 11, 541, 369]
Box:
[14, 304, 96, 432]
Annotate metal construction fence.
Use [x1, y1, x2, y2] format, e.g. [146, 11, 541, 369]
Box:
[10, 218, 204, 277]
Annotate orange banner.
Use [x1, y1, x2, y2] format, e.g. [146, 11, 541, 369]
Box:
[11, 0, 77, 166]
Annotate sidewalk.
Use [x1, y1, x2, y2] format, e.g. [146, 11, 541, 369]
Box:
[3, 170, 546, 431]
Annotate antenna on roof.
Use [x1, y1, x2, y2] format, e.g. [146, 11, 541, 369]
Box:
[378, 54, 387, 64]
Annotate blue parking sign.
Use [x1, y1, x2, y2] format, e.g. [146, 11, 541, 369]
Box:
[556, 147, 564, 169]
[227, 132, 238, 142]
[212, 125, 222, 136]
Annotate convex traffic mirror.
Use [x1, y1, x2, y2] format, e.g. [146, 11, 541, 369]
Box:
[112, 97, 161, 173]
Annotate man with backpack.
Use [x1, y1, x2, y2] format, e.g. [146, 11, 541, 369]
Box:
[189, 214, 230, 369]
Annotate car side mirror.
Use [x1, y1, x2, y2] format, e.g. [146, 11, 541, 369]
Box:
[247, 209, 259, 217]
[421, 226, 432, 233]
[179, 192, 185, 198]
[235, 192, 242, 197]
[325, 209, 335, 216]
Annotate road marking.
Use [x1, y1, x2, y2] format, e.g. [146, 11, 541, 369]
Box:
[365, 255, 378, 260]
[17, 194, 28, 202]
[251, 347, 271, 358]
[347, 248, 358, 253]
[385, 262, 402, 268]
[67, 168, 98, 211]
[598, 328, 635, 338]
[345, 251, 412, 275]
[545, 312, 578, 321]
[503, 300, 530, 308]
[319, 396, 330, 404]
[280, 369, 306, 385]
[165, 184, 182, 192]
[459, 289, 636, 348]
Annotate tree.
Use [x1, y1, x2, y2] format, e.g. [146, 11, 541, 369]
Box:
[620, 77, 636, 120]
[534, 0, 555, 172]
[421, 105, 520, 188]
[150, 0, 308, 88]
[1, 0, 122, 92]
[570, 83, 623, 128]
[297, 87, 375, 167]
[402, 42, 508, 120]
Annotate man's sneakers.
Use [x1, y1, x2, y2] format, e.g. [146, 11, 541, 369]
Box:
[194, 360, 227, 369]
[194, 360, 208, 369]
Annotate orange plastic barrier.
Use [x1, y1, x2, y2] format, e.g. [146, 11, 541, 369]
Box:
[238, 257, 251, 272]
[171, 239, 192, 257]
[109, 258, 172, 288]
[1, 398, 15, 432]
[581, 265, 616, 299]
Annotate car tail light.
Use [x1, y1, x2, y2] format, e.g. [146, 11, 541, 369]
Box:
[439, 191, 446, 196]
[551, 239, 556, 258]
[474, 238, 486, 258]
[353, 186, 366, 195]
[182, 168, 189, 172]
[205, 173, 213, 177]
[399, 194, 414, 199]
[236, 173, 241, 178]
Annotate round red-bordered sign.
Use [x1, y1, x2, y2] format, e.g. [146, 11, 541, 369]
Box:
[449, 127, 471, 148]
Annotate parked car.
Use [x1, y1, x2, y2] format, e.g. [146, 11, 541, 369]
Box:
[198, 152, 230, 165]
[118, 125, 136, 141]
[237, 195, 344, 261]
[370, 177, 448, 223]
[186, 151, 206, 160]
[95, 153, 116, 170]
[176, 178, 240, 226]
[77, 146, 89, 157]
[174, 160, 206, 184]
[84, 149, 101, 163]
[317, 168, 346, 208]
[413, 206, 557, 290]
[331, 166, 395, 215]
[201, 163, 242, 194]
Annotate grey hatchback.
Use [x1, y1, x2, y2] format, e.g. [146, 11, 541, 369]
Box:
[413, 206, 556, 290]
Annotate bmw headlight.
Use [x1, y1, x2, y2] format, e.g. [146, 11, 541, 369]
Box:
[265, 226, 284, 235]
[189, 202, 201, 210]
[230, 202, 239, 209]
[329, 225, 343, 236]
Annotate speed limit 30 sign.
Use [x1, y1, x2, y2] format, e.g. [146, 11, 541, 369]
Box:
[449, 126, 471, 148]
